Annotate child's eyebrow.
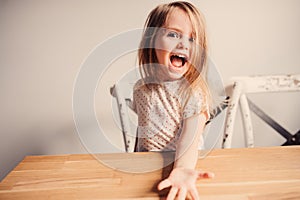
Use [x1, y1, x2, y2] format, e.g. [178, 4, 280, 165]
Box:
[164, 26, 183, 33]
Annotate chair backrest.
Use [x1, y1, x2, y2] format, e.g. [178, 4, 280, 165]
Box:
[111, 62, 228, 152]
[223, 74, 300, 148]
[111, 83, 228, 152]
[110, 68, 140, 152]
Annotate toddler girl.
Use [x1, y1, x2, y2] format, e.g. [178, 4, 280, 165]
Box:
[133, 1, 214, 199]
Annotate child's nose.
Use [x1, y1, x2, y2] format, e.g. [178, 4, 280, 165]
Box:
[176, 36, 190, 50]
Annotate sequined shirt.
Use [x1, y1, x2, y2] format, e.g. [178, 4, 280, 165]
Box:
[132, 78, 208, 152]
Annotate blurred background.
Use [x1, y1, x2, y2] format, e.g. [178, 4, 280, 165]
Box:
[1, 0, 299, 180]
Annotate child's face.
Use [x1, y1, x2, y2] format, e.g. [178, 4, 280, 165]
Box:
[155, 8, 194, 80]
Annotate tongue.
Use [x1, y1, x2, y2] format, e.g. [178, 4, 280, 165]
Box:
[170, 56, 183, 68]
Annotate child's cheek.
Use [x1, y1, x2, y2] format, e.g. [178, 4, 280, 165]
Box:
[155, 49, 166, 65]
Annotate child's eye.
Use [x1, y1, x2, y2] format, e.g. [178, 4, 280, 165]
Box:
[189, 37, 196, 43]
[167, 31, 181, 39]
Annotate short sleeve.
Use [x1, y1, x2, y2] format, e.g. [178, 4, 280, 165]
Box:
[182, 90, 209, 121]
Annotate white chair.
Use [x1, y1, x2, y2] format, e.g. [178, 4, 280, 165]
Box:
[111, 82, 229, 152]
[110, 68, 139, 152]
[110, 64, 228, 152]
[111, 83, 229, 152]
[110, 84, 136, 152]
[222, 74, 300, 148]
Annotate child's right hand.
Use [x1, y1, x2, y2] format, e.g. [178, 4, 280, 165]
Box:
[157, 167, 214, 200]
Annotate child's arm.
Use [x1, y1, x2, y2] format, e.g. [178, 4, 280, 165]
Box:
[158, 113, 214, 200]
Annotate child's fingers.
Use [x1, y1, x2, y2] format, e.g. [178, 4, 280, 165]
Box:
[157, 179, 172, 190]
[198, 171, 215, 179]
[189, 186, 200, 200]
[177, 188, 187, 200]
[166, 187, 178, 200]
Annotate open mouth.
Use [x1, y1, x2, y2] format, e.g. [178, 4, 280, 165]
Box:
[170, 54, 187, 68]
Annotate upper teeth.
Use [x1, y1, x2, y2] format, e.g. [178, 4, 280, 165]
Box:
[176, 54, 186, 59]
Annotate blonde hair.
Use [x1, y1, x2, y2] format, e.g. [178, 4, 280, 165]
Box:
[138, 1, 212, 116]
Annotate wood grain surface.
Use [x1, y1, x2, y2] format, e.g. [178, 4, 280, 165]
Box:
[0, 146, 299, 199]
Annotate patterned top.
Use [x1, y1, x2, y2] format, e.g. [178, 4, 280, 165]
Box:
[132, 78, 208, 152]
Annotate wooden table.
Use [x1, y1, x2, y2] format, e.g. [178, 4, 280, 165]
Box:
[0, 146, 299, 199]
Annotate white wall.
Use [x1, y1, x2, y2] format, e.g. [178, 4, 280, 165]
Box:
[1, 0, 299, 181]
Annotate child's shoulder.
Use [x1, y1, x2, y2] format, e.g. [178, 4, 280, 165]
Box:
[133, 79, 146, 91]
[133, 77, 158, 91]
[133, 79, 154, 94]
